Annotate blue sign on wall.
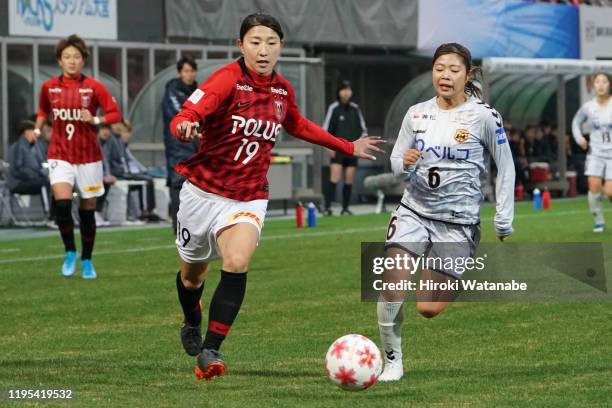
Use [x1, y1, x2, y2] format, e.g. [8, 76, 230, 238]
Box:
[418, 0, 579, 59]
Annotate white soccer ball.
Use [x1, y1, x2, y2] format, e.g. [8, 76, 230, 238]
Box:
[325, 334, 383, 391]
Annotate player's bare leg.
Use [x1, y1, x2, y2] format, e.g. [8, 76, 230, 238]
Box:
[195, 223, 259, 381]
[588, 176, 605, 232]
[341, 166, 356, 215]
[177, 260, 209, 356]
[377, 246, 413, 382]
[325, 163, 343, 215]
[52, 182, 77, 277]
[415, 269, 459, 318]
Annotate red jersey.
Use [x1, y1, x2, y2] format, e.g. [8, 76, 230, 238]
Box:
[38, 74, 121, 164]
[171, 58, 354, 201]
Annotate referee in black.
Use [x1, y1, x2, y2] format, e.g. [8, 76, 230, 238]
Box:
[323, 80, 368, 215]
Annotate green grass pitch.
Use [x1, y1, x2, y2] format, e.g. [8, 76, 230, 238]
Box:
[0, 198, 611, 407]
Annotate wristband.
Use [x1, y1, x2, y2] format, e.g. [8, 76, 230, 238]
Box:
[93, 116, 101, 125]
[34, 128, 41, 136]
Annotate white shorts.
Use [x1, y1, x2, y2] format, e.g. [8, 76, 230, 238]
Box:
[385, 204, 480, 279]
[585, 155, 612, 180]
[176, 181, 268, 263]
[48, 159, 104, 199]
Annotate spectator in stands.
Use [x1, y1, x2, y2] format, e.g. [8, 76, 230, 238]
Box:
[6, 120, 49, 212]
[508, 128, 528, 186]
[162, 56, 199, 234]
[111, 119, 162, 222]
[37, 117, 53, 160]
[541, 121, 557, 157]
[524, 125, 536, 159]
[531, 126, 555, 163]
[95, 124, 117, 226]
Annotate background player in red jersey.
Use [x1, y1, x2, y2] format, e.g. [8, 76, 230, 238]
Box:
[170, 13, 384, 381]
[35, 34, 121, 279]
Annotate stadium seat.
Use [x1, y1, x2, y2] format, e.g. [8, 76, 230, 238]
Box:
[105, 179, 148, 225]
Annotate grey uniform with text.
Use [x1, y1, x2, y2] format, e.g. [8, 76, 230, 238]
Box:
[390, 97, 515, 237]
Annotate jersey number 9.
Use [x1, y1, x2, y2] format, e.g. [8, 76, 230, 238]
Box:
[66, 123, 75, 141]
[234, 138, 260, 164]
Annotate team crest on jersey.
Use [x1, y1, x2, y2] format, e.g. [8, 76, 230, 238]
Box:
[454, 128, 469, 143]
[81, 95, 91, 108]
[274, 100, 284, 120]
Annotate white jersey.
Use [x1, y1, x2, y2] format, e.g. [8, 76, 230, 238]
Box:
[572, 98, 612, 159]
[390, 97, 515, 236]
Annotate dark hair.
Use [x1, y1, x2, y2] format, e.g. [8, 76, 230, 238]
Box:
[432, 42, 482, 98]
[336, 80, 352, 100]
[177, 56, 197, 72]
[19, 120, 35, 135]
[239, 13, 284, 41]
[56, 34, 89, 61]
[592, 71, 612, 88]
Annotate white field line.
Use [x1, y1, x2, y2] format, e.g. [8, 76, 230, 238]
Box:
[0, 208, 604, 265]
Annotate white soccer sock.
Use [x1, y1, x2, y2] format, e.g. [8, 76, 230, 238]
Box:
[588, 191, 605, 225]
[377, 299, 404, 361]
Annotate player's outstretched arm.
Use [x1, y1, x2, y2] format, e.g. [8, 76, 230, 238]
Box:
[352, 135, 385, 160]
[284, 89, 384, 160]
[390, 111, 417, 176]
[173, 118, 202, 142]
[571, 106, 589, 151]
[482, 110, 515, 241]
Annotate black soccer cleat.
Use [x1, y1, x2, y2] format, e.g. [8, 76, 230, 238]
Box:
[180, 322, 202, 356]
[195, 348, 226, 381]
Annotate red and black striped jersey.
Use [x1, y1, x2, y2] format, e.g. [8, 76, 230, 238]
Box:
[38, 74, 121, 164]
[171, 58, 354, 201]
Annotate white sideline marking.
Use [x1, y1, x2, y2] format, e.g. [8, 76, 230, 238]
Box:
[0, 208, 604, 265]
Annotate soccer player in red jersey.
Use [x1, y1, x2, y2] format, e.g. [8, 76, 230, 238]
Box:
[170, 13, 384, 381]
[35, 34, 121, 279]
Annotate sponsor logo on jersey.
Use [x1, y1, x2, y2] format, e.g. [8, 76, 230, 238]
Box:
[496, 128, 507, 145]
[229, 211, 262, 227]
[274, 100, 284, 120]
[270, 87, 287, 96]
[188, 89, 205, 104]
[237, 101, 251, 108]
[49, 87, 62, 93]
[83, 183, 103, 193]
[78, 88, 93, 93]
[236, 83, 253, 92]
[415, 137, 471, 161]
[454, 128, 469, 143]
[52, 108, 82, 121]
[231, 115, 282, 141]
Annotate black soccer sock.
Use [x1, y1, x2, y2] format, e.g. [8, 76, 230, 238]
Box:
[55, 199, 76, 252]
[325, 182, 337, 210]
[202, 270, 247, 351]
[176, 271, 204, 327]
[342, 184, 352, 210]
[78, 209, 96, 260]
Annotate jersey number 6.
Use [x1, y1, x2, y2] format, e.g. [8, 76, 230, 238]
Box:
[234, 138, 259, 164]
[428, 167, 441, 189]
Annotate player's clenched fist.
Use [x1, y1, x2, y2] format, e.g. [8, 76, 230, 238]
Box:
[403, 149, 421, 168]
[175, 121, 202, 141]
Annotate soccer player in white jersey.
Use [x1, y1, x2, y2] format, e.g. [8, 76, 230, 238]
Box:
[572, 72, 612, 233]
[377, 43, 515, 381]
